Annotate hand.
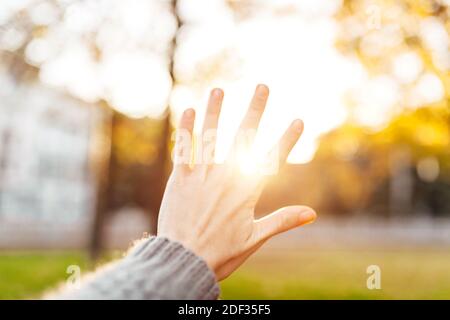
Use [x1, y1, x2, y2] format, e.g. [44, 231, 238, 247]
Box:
[157, 84, 316, 280]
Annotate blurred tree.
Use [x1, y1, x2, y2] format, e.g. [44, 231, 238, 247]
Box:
[259, 104, 450, 217]
[336, 0, 449, 117]
[0, 0, 178, 258]
[330, 0, 449, 216]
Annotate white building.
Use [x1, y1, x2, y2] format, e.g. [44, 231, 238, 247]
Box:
[0, 77, 101, 248]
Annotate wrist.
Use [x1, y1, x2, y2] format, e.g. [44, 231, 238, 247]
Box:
[157, 231, 219, 278]
[128, 236, 220, 299]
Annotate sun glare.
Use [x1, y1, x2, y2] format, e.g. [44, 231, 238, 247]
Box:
[237, 153, 259, 176]
[171, 0, 365, 164]
[7, 0, 446, 165]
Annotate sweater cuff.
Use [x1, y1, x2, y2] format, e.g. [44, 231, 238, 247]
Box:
[126, 236, 220, 300]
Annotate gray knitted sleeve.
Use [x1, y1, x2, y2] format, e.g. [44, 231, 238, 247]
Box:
[51, 237, 220, 300]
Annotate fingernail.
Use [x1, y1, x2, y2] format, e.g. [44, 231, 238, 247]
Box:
[256, 84, 269, 95]
[184, 108, 195, 118]
[299, 209, 316, 224]
[293, 119, 303, 132]
[212, 88, 223, 98]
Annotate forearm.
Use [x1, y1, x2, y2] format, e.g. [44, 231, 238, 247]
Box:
[48, 237, 220, 300]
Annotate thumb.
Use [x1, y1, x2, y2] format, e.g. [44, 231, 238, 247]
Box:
[254, 205, 316, 242]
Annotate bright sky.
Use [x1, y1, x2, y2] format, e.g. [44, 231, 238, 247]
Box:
[0, 0, 447, 163]
[172, 0, 365, 163]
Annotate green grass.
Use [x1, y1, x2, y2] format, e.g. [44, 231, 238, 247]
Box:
[1, 248, 450, 299]
[221, 248, 450, 299]
[0, 252, 89, 299]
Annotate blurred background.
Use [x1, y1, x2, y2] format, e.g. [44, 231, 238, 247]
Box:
[0, 0, 449, 299]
